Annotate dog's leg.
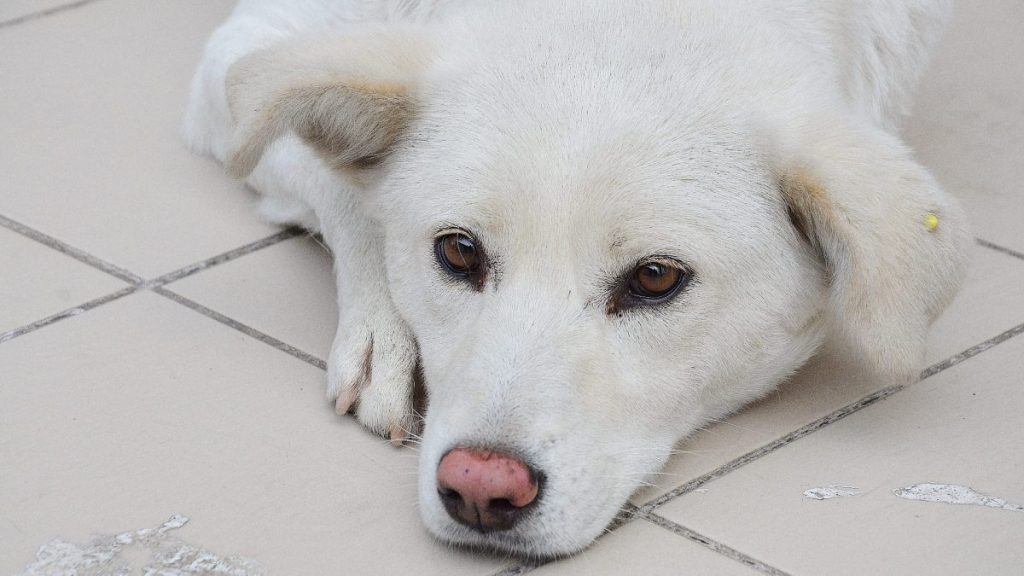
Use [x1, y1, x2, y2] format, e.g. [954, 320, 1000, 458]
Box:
[248, 135, 419, 444]
[183, 6, 420, 443]
[322, 204, 419, 446]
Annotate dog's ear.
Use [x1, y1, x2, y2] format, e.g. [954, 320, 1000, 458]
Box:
[224, 28, 430, 178]
[777, 115, 969, 382]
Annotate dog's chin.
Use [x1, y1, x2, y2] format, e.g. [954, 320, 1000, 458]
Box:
[419, 490, 627, 558]
[429, 526, 586, 560]
[423, 518, 605, 560]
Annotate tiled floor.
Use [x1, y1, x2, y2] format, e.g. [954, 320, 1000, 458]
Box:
[1, 1, 1022, 575]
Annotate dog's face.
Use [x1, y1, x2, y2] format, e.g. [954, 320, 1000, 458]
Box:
[225, 6, 968, 556]
[379, 71, 827, 553]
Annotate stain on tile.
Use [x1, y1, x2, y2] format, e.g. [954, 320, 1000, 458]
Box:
[802, 485, 861, 500]
[893, 483, 1024, 513]
[16, 515, 265, 576]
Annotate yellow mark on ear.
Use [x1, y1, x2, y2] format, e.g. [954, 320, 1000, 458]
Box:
[925, 213, 940, 232]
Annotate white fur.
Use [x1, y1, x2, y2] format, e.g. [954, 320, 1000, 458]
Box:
[184, 0, 968, 556]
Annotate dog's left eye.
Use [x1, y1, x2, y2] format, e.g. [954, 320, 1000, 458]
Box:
[630, 262, 684, 298]
[435, 230, 485, 288]
[610, 258, 690, 313]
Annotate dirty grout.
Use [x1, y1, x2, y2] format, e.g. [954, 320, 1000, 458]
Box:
[975, 238, 1024, 262]
[0, 0, 109, 30]
[641, 512, 793, 576]
[153, 286, 327, 371]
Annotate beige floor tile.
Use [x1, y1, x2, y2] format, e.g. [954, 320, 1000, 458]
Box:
[0, 226, 127, 334]
[0, 0, 80, 25]
[656, 334, 1024, 576]
[632, 240, 1024, 505]
[906, 0, 1024, 253]
[0, 292, 506, 576]
[0, 0, 277, 278]
[531, 520, 759, 576]
[170, 236, 338, 361]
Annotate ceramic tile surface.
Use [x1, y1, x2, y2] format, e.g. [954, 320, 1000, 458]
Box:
[0, 0, 80, 25]
[531, 520, 760, 576]
[170, 236, 338, 361]
[0, 0, 276, 278]
[657, 334, 1024, 576]
[2, 1, 1023, 575]
[0, 225, 127, 334]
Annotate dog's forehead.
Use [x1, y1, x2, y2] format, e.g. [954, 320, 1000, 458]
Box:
[400, 88, 780, 255]
[423, 0, 783, 121]
[386, 6, 793, 265]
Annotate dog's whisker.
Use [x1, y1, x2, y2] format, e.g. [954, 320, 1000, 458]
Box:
[598, 446, 710, 463]
[640, 471, 694, 479]
[305, 231, 330, 252]
[368, 437, 422, 452]
[590, 475, 657, 488]
[698, 416, 762, 435]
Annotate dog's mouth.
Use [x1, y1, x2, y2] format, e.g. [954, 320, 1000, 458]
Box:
[431, 515, 579, 559]
[427, 495, 635, 559]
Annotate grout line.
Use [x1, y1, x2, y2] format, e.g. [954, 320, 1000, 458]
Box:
[610, 502, 642, 530]
[639, 319, 1024, 513]
[143, 227, 304, 288]
[0, 286, 137, 344]
[642, 512, 792, 576]
[0, 0, 107, 29]
[0, 209, 307, 348]
[0, 213, 141, 284]
[154, 287, 327, 371]
[920, 320, 1024, 379]
[976, 238, 1024, 262]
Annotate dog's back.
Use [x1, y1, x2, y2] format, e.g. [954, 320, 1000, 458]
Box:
[185, 0, 952, 159]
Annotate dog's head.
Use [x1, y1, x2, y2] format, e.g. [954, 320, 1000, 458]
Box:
[225, 8, 968, 556]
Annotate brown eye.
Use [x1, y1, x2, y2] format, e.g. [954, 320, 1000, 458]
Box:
[628, 260, 686, 300]
[436, 231, 482, 279]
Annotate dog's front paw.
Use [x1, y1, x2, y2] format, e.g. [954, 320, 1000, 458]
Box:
[327, 307, 418, 446]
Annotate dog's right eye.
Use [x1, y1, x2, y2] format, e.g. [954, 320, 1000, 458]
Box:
[435, 231, 485, 288]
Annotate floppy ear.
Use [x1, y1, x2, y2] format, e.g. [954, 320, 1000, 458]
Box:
[778, 115, 969, 382]
[224, 28, 430, 178]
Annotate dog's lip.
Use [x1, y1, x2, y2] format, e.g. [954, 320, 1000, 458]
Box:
[426, 484, 630, 559]
[430, 517, 602, 560]
[431, 522, 576, 559]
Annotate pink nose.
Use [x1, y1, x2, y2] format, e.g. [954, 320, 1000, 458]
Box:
[436, 447, 541, 532]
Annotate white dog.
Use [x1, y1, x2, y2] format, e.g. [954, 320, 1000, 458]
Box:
[184, 0, 968, 556]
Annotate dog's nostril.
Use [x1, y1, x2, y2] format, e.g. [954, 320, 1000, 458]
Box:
[437, 447, 541, 533]
[487, 498, 516, 513]
[438, 487, 463, 505]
